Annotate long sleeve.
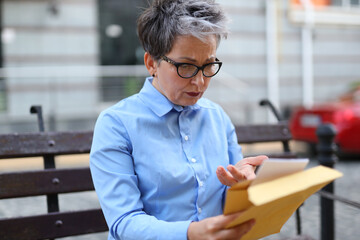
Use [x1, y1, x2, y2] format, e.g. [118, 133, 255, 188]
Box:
[89, 78, 239, 240]
[90, 111, 191, 240]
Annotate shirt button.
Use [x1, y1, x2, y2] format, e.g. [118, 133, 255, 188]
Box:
[199, 181, 204, 187]
[191, 158, 197, 163]
[184, 135, 189, 141]
[198, 207, 202, 213]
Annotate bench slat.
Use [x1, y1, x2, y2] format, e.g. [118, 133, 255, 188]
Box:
[0, 131, 93, 159]
[0, 168, 94, 199]
[236, 122, 291, 144]
[0, 209, 108, 240]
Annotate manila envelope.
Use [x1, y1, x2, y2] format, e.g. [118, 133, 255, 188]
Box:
[223, 165, 343, 240]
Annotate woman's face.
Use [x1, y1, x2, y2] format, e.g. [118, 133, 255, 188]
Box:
[151, 35, 217, 106]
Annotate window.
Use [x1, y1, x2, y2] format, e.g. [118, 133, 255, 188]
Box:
[289, 0, 360, 27]
[97, 0, 147, 102]
[98, 0, 146, 66]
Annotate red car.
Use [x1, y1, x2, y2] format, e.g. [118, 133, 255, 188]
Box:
[289, 87, 360, 155]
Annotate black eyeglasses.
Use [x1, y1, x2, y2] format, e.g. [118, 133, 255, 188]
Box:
[160, 56, 222, 79]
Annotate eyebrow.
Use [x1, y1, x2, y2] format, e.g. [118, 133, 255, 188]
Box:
[177, 56, 216, 63]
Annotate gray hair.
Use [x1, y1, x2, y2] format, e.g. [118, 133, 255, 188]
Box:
[137, 0, 229, 60]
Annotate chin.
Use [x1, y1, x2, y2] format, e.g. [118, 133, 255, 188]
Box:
[173, 95, 201, 106]
[184, 99, 199, 106]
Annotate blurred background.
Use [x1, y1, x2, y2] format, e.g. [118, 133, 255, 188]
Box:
[0, 1, 359, 240]
[0, 0, 360, 133]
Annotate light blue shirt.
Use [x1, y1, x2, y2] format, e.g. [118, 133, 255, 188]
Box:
[90, 77, 243, 240]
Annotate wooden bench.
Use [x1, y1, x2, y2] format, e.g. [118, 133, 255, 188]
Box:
[0, 104, 300, 239]
[0, 131, 108, 240]
[236, 121, 293, 157]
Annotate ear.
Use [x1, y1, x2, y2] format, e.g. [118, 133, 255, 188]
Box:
[144, 52, 157, 77]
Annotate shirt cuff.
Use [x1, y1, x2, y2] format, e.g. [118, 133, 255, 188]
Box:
[167, 220, 192, 240]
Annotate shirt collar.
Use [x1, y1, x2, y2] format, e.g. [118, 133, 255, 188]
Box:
[138, 77, 215, 117]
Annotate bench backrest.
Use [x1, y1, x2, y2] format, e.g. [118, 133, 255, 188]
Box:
[236, 121, 295, 158]
[0, 121, 294, 239]
[236, 121, 291, 144]
[0, 131, 108, 240]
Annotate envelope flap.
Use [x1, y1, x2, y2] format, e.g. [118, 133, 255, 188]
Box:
[248, 166, 343, 206]
[225, 166, 343, 240]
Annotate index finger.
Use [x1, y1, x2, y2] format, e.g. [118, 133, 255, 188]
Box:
[241, 155, 268, 167]
[227, 164, 254, 181]
[216, 166, 238, 186]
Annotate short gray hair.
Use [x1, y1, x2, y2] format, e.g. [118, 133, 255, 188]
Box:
[137, 0, 229, 60]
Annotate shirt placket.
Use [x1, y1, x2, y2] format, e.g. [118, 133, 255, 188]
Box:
[178, 109, 206, 219]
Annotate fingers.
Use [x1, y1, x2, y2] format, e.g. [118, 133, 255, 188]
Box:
[217, 155, 269, 186]
[188, 213, 256, 240]
[238, 155, 268, 180]
[235, 155, 269, 180]
[227, 164, 247, 180]
[230, 219, 256, 239]
[242, 155, 268, 166]
[214, 216, 256, 240]
[215, 211, 244, 228]
[216, 166, 238, 186]
[230, 163, 259, 181]
[207, 212, 255, 236]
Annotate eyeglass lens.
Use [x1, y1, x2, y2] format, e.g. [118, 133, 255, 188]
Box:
[178, 63, 221, 78]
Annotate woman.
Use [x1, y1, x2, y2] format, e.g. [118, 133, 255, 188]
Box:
[90, 0, 267, 239]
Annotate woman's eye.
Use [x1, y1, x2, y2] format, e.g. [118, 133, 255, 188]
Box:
[179, 64, 194, 70]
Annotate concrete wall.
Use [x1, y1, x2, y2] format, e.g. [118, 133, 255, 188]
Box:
[1, 0, 360, 133]
[206, 0, 360, 125]
[3, 0, 98, 66]
[1, 0, 99, 132]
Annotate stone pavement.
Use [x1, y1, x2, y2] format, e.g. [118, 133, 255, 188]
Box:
[0, 157, 359, 240]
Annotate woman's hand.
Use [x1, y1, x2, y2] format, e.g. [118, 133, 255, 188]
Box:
[187, 212, 255, 240]
[216, 155, 268, 186]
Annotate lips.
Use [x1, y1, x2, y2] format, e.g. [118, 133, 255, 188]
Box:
[186, 92, 201, 97]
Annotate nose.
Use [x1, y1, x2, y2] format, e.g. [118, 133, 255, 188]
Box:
[191, 70, 205, 87]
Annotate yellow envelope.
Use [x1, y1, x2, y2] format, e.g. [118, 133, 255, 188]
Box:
[223, 165, 343, 240]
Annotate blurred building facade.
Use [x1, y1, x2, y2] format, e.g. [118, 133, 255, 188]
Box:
[0, 0, 360, 133]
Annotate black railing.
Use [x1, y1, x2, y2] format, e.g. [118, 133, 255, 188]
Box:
[316, 123, 360, 240]
[260, 99, 360, 239]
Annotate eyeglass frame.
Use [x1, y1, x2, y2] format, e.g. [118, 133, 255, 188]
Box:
[160, 55, 222, 79]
